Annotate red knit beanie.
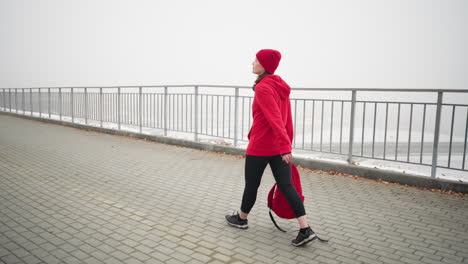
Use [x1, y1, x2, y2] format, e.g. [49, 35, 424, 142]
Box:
[256, 49, 281, 74]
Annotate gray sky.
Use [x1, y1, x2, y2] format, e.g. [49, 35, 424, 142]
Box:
[1, 0, 467, 89]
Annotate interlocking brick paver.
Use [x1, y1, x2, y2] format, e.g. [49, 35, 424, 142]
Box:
[357, 255, 380, 264]
[438, 253, 465, 263]
[129, 251, 151, 262]
[116, 245, 135, 255]
[1, 114, 468, 264]
[103, 257, 126, 264]
[165, 259, 184, 264]
[1, 254, 21, 264]
[193, 246, 214, 256]
[148, 251, 170, 262]
[191, 252, 212, 263]
[185, 259, 205, 264]
[335, 256, 362, 264]
[111, 250, 131, 261]
[174, 246, 194, 257]
[453, 245, 468, 258]
[41, 254, 62, 264]
[22, 254, 43, 264]
[315, 255, 341, 264]
[0, 248, 9, 258]
[420, 257, 446, 264]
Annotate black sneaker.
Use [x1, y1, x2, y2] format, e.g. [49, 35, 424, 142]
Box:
[225, 212, 248, 229]
[291, 227, 316, 246]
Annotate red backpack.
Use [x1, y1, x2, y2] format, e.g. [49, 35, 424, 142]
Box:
[267, 162, 304, 232]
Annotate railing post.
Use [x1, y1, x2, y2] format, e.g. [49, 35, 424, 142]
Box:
[194, 86, 199, 141]
[431, 91, 443, 178]
[30, 88, 33, 116]
[99, 88, 103, 127]
[2, 88, 5, 111]
[15, 88, 18, 114]
[348, 90, 357, 165]
[164, 86, 168, 136]
[139, 86, 142, 133]
[14, 88, 16, 112]
[59, 88, 62, 120]
[234, 87, 239, 147]
[48, 88, 51, 118]
[9, 88, 11, 112]
[38, 88, 42, 117]
[84, 88, 88, 125]
[71, 88, 74, 123]
[22, 88, 25, 114]
[118, 87, 121, 130]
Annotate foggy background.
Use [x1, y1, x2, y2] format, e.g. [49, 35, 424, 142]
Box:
[1, 0, 467, 89]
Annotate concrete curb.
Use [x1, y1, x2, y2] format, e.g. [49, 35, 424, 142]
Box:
[3, 111, 468, 194]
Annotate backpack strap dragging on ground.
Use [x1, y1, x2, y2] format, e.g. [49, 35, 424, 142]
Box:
[315, 234, 329, 242]
[269, 209, 287, 232]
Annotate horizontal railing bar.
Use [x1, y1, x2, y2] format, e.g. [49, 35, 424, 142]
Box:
[442, 103, 468, 107]
[3, 86, 468, 93]
[290, 99, 353, 103]
[436, 166, 468, 171]
[292, 88, 468, 93]
[3, 85, 251, 90]
[355, 100, 437, 105]
[354, 101, 466, 107]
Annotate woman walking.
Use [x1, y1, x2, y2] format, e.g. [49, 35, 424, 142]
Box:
[225, 49, 318, 246]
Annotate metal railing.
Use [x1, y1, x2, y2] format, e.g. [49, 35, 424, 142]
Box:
[1, 86, 467, 177]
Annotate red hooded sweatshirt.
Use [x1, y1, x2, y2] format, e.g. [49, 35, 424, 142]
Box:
[246, 75, 293, 156]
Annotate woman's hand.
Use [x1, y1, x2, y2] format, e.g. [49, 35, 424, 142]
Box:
[281, 153, 292, 164]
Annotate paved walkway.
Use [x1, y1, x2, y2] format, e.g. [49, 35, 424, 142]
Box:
[1, 114, 467, 264]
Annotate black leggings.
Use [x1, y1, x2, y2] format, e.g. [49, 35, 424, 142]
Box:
[241, 155, 306, 218]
